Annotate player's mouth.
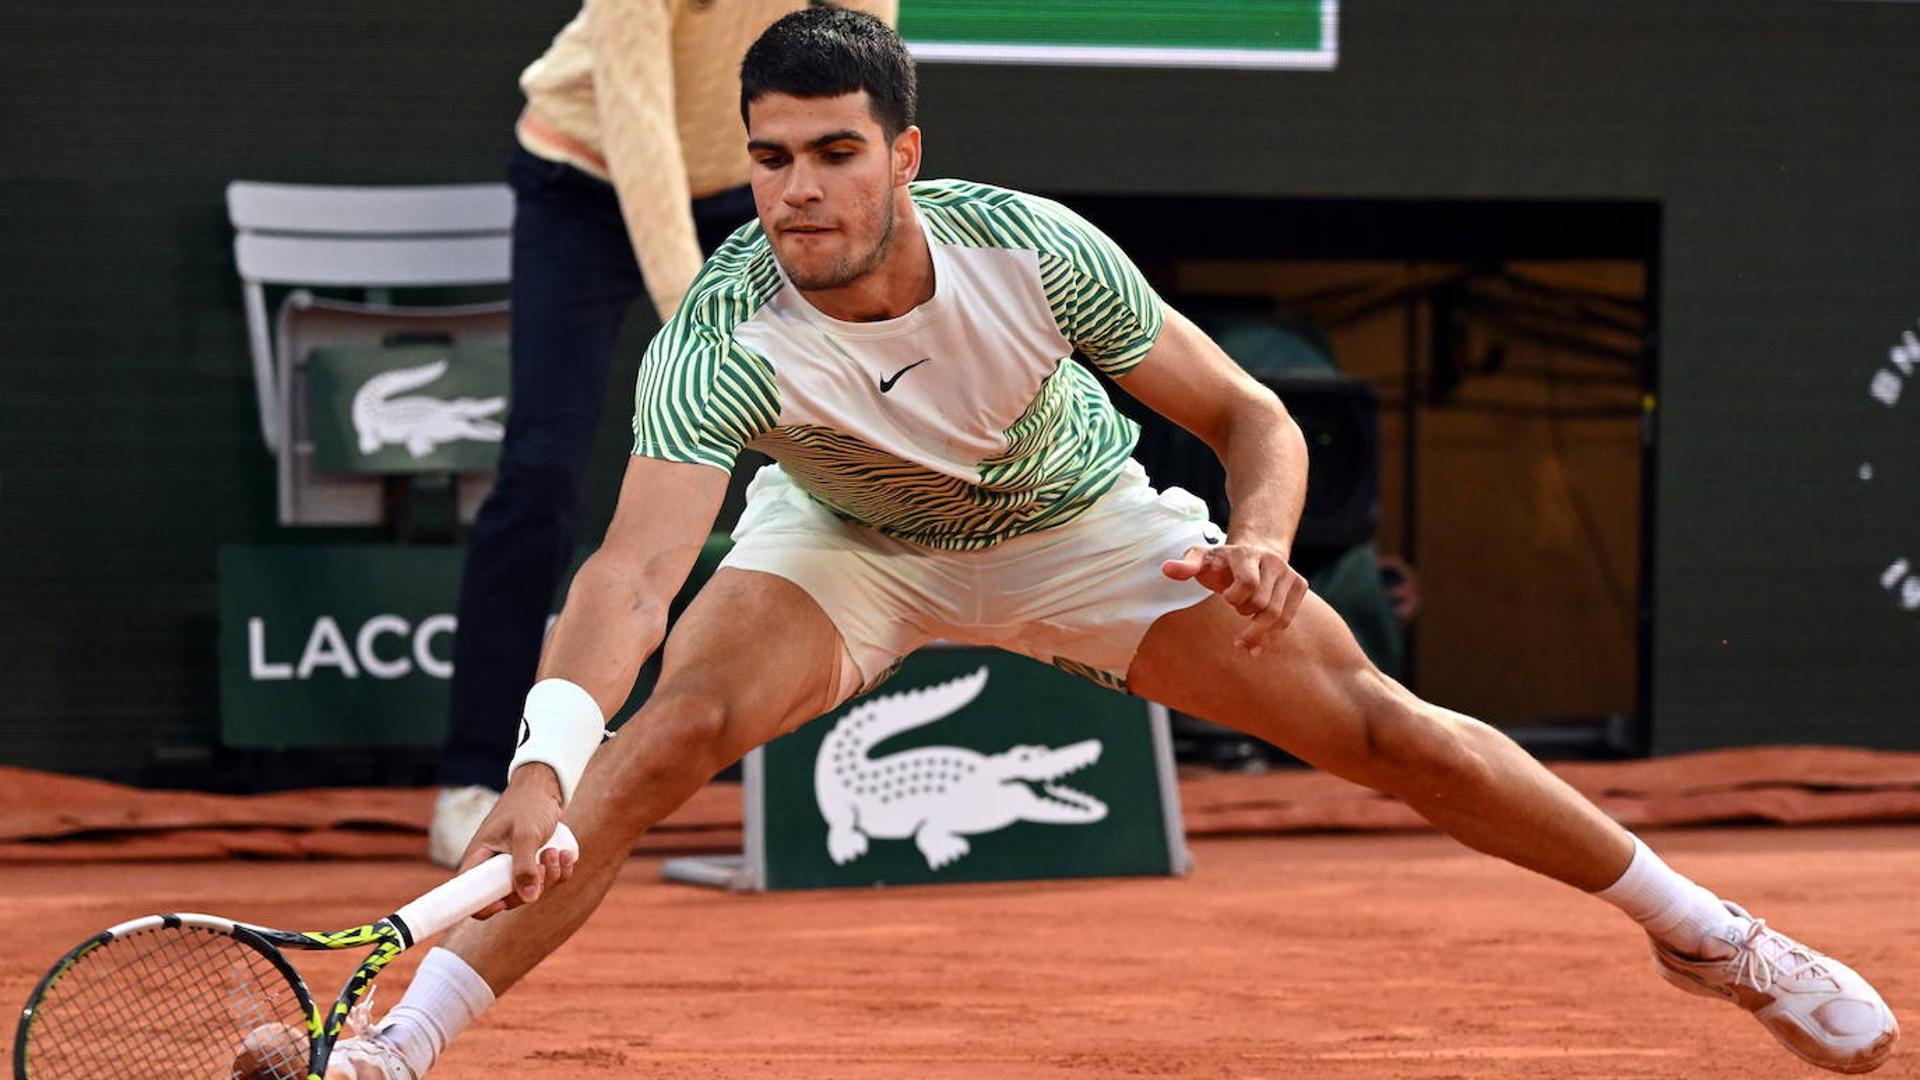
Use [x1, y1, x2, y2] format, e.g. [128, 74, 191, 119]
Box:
[781, 224, 836, 236]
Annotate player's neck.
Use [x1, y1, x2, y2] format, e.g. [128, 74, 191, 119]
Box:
[796, 194, 934, 323]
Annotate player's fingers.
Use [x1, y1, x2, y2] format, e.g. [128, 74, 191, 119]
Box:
[466, 830, 519, 919]
[456, 820, 508, 875]
[1234, 562, 1285, 651]
[1219, 551, 1260, 609]
[1235, 599, 1289, 655]
[456, 843, 495, 877]
[511, 826, 544, 903]
[1159, 546, 1210, 581]
[1236, 545, 1282, 614]
[1167, 547, 1238, 595]
[539, 846, 572, 890]
[1232, 570, 1282, 634]
[1277, 572, 1310, 629]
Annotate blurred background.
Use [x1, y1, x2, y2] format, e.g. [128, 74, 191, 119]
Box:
[3, 0, 1917, 793]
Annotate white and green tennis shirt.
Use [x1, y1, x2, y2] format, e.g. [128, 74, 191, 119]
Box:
[632, 179, 1165, 551]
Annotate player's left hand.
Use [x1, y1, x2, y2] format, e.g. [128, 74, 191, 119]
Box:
[1161, 543, 1309, 656]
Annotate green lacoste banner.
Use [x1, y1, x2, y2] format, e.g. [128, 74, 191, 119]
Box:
[750, 648, 1189, 890]
[219, 545, 470, 747]
[219, 542, 732, 749]
[307, 345, 509, 475]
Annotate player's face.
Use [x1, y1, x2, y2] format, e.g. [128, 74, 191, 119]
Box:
[746, 91, 914, 293]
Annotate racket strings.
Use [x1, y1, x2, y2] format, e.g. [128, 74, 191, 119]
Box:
[25, 926, 308, 1080]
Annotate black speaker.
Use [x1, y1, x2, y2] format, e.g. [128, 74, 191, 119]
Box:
[1126, 368, 1380, 550]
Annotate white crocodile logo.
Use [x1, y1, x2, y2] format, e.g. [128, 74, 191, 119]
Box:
[350, 359, 505, 459]
[814, 667, 1108, 871]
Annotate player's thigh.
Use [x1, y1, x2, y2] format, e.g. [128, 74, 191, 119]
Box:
[1126, 590, 1412, 781]
[650, 566, 859, 756]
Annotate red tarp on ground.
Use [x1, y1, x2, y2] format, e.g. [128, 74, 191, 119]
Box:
[3, 746, 1918, 861]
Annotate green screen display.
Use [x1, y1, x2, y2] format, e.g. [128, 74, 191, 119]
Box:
[901, 0, 1336, 69]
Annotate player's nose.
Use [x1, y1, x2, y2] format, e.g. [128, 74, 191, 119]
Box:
[782, 163, 824, 205]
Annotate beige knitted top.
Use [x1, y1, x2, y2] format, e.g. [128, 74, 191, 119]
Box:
[517, 1, 899, 319]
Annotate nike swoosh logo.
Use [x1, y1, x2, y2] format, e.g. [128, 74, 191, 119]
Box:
[878, 358, 932, 393]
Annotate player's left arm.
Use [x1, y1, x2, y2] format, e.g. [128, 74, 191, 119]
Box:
[1113, 306, 1313, 653]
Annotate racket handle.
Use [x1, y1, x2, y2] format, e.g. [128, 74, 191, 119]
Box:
[390, 823, 578, 943]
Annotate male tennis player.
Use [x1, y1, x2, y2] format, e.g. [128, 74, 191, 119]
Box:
[329, 9, 1898, 1076]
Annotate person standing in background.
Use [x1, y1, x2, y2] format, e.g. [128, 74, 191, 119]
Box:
[432, 0, 897, 868]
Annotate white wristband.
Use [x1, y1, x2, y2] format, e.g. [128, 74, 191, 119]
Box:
[508, 678, 605, 806]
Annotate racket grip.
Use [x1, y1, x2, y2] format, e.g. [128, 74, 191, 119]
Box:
[390, 823, 578, 942]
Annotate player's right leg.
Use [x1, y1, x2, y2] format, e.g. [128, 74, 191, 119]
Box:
[337, 567, 863, 1079]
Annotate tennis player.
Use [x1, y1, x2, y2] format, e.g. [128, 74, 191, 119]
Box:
[330, 9, 1898, 1076]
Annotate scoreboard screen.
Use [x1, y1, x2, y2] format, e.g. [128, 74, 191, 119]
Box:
[901, 1, 1338, 69]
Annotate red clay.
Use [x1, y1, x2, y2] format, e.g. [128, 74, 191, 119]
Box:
[5, 827, 1914, 1079]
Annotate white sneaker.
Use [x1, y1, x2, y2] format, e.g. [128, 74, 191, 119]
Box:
[324, 1030, 418, 1080]
[1650, 901, 1898, 1073]
[427, 785, 499, 870]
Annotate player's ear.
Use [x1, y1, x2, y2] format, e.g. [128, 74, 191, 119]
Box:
[892, 125, 922, 187]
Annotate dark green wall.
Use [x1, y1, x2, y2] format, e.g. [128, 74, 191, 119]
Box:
[1, 2, 586, 778]
[4, 2, 1918, 781]
[921, 1, 1920, 754]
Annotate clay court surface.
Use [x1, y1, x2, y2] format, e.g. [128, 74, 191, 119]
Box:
[5, 826, 1913, 1079]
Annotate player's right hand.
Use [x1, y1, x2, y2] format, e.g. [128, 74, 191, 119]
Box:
[458, 764, 573, 919]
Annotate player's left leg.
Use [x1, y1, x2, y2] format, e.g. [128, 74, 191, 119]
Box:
[1126, 594, 1898, 1073]
[1133, 592, 1630, 888]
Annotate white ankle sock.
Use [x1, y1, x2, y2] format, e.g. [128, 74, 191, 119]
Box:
[1594, 835, 1746, 956]
[377, 947, 496, 1077]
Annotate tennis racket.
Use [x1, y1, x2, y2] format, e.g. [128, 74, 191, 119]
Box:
[13, 823, 577, 1080]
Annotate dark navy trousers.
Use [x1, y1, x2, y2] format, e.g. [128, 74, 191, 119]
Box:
[439, 148, 753, 789]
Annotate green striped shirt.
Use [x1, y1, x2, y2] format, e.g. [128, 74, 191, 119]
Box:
[633, 179, 1164, 550]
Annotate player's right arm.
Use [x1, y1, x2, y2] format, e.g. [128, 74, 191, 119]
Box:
[461, 455, 728, 911]
[537, 455, 728, 717]
[463, 299, 768, 909]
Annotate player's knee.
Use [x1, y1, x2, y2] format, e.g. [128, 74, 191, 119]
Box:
[632, 689, 732, 774]
[1358, 690, 1492, 794]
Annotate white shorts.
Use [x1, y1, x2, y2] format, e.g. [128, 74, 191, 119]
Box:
[718, 459, 1222, 696]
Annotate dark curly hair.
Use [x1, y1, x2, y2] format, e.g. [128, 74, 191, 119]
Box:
[740, 7, 917, 140]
